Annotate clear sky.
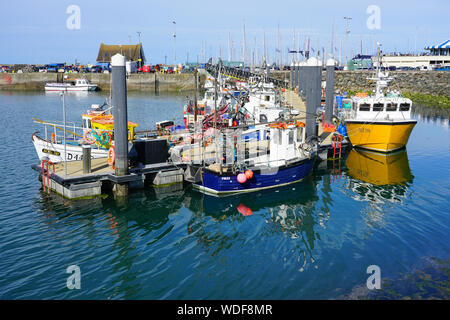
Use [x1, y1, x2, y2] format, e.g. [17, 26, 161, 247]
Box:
[1, 0, 448, 65]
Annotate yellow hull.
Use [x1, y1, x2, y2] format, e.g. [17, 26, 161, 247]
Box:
[345, 121, 416, 152]
[345, 148, 413, 185]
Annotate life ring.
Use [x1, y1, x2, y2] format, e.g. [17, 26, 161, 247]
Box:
[83, 129, 95, 144]
[107, 145, 115, 169]
[295, 121, 306, 128]
[96, 130, 111, 147]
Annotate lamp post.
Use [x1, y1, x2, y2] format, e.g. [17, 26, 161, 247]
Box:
[137, 31, 141, 43]
[173, 20, 176, 67]
[344, 16, 352, 66]
[61, 91, 67, 176]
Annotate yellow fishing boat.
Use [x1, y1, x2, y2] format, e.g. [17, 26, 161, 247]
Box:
[342, 44, 416, 153]
[344, 99, 416, 152]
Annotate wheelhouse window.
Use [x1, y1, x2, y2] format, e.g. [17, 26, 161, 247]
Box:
[372, 103, 384, 111]
[399, 103, 411, 111]
[359, 103, 370, 111]
[264, 95, 271, 102]
[288, 131, 294, 144]
[272, 130, 282, 145]
[386, 103, 397, 111]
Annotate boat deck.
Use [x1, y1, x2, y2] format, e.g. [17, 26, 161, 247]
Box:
[52, 158, 113, 178]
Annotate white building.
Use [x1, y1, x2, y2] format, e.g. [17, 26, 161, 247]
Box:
[375, 40, 450, 70]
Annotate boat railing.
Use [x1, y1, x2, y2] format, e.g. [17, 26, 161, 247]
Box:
[171, 119, 308, 167]
[33, 119, 113, 150]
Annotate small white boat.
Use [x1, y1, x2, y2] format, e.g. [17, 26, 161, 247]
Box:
[45, 78, 98, 92]
[32, 132, 108, 163]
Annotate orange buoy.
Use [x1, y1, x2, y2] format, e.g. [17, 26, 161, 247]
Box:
[245, 169, 253, 180]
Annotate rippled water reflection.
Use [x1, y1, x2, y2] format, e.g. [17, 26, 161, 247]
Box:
[0, 92, 448, 299]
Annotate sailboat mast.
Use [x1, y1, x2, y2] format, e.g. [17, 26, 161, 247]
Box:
[243, 19, 246, 69]
[263, 28, 266, 66]
[277, 22, 280, 66]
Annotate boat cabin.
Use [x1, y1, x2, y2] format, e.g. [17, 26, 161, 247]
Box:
[75, 79, 90, 86]
[348, 96, 413, 121]
[251, 121, 307, 167]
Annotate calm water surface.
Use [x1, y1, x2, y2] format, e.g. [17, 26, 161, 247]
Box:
[0, 91, 448, 299]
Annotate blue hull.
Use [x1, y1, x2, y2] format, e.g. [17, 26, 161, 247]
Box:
[194, 158, 315, 195]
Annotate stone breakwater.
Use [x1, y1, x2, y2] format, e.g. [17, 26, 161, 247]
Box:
[272, 70, 450, 97]
[0, 72, 205, 92]
[333, 71, 450, 97]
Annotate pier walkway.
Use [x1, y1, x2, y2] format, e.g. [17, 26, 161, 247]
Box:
[283, 89, 333, 145]
[205, 63, 288, 88]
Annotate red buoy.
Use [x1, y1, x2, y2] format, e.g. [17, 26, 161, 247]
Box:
[237, 204, 253, 216]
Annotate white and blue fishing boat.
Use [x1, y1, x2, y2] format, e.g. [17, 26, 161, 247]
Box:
[190, 121, 317, 196]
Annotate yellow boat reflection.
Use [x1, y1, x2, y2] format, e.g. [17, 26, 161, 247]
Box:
[345, 148, 413, 185]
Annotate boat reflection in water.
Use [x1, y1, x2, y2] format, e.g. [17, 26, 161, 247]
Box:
[184, 177, 324, 270]
[345, 147, 414, 228]
[346, 148, 413, 186]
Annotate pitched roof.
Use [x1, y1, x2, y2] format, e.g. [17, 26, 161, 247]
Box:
[96, 43, 146, 63]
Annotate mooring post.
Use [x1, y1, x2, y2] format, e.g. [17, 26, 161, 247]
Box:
[295, 61, 300, 93]
[300, 62, 307, 96]
[82, 145, 91, 174]
[194, 68, 198, 122]
[305, 57, 321, 138]
[289, 61, 294, 90]
[111, 54, 129, 197]
[297, 61, 302, 95]
[324, 58, 336, 124]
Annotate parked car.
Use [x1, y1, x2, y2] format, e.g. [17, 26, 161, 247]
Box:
[138, 65, 155, 73]
[90, 65, 103, 73]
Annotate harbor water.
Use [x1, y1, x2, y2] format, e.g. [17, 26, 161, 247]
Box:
[0, 91, 448, 299]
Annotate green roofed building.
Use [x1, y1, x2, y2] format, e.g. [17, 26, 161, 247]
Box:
[347, 54, 373, 70]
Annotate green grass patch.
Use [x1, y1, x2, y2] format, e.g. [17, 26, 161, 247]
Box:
[403, 92, 450, 109]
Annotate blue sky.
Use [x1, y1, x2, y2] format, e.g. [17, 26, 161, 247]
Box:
[1, 0, 448, 65]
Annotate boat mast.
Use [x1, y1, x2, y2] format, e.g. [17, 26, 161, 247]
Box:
[243, 19, 246, 69]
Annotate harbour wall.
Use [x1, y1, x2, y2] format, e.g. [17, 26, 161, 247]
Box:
[272, 70, 450, 97]
[0, 72, 205, 92]
[2, 70, 448, 98]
